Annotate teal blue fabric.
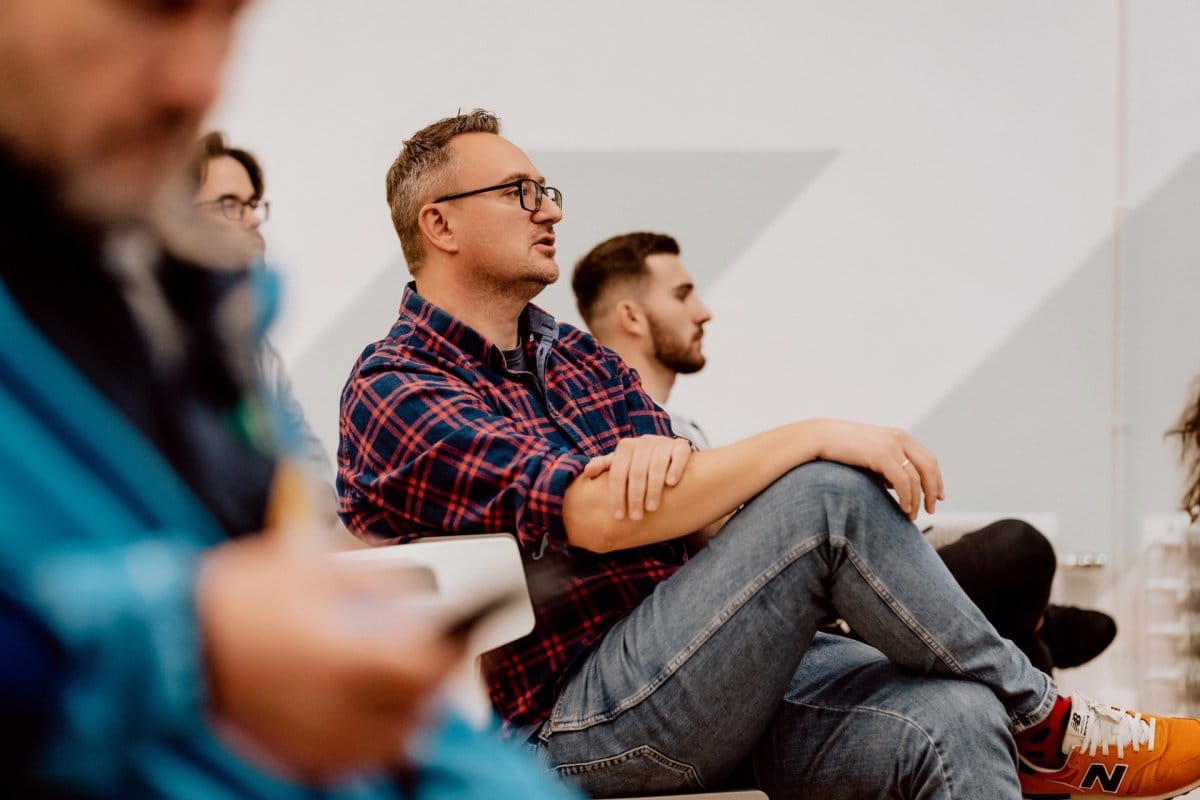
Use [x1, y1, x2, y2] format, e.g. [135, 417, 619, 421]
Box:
[410, 713, 582, 800]
[0, 280, 577, 800]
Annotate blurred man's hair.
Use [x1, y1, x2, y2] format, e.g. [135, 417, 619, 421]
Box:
[572, 231, 680, 328]
[386, 109, 500, 274]
[189, 130, 264, 200]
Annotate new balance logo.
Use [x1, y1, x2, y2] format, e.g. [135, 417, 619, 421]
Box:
[1080, 763, 1128, 793]
[1072, 712, 1083, 728]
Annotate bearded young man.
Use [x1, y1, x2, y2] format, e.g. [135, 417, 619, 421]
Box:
[571, 230, 1118, 675]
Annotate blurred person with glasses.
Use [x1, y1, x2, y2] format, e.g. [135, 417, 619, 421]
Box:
[192, 131, 271, 261]
[189, 131, 339, 516]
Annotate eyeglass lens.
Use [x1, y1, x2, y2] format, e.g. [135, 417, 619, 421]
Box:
[219, 197, 270, 222]
[517, 180, 562, 213]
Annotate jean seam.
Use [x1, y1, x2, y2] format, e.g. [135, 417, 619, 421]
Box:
[549, 536, 823, 731]
[843, 540, 968, 675]
[844, 539, 1057, 732]
[552, 744, 706, 789]
[786, 700, 956, 798]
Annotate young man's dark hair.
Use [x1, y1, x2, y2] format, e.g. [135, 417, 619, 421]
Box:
[571, 231, 679, 328]
[189, 130, 265, 199]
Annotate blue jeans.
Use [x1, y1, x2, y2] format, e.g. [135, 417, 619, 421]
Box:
[534, 462, 1056, 799]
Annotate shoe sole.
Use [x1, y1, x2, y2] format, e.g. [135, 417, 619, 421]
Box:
[1022, 774, 1200, 800]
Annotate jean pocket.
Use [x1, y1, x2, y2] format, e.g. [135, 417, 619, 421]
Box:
[553, 745, 704, 796]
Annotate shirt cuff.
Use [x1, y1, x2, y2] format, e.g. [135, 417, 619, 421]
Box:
[521, 451, 590, 557]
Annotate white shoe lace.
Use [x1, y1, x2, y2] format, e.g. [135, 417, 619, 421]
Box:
[1073, 695, 1157, 760]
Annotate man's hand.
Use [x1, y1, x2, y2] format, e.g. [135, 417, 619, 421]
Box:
[582, 435, 693, 521]
[810, 419, 945, 519]
[197, 535, 465, 783]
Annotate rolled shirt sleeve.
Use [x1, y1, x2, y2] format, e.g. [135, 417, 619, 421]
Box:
[339, 365, 590, 556]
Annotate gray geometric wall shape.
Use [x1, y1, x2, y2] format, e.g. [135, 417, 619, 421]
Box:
[910, 239, 1115, 557]
[1120, 153, 1200, 556]
[912, 153, 1200, 560]
[289, 149, 835, 457]
[527, 150, 836, 328]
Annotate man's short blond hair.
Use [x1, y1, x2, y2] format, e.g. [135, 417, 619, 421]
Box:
[385, 109, 501, 273]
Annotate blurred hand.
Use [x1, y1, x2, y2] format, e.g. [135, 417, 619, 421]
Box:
[583, 435, 693, 521]
[810, 419, 945, 520]
[196, 535, 465, 783]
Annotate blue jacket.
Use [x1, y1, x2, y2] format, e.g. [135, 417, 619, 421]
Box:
[0, 279, 577, 800]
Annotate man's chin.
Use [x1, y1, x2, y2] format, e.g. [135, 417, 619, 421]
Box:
[657, 348, 706, 375]
[524, 260, 559, 288]
[60, 174, 161, 226]
[61, 167, 169, 227]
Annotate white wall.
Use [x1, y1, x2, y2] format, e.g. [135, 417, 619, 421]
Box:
[210, 1, 1200, 566]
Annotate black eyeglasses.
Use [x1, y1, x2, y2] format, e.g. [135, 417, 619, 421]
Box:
[196, 195, 270, 223]
[434, 179, 562, 214]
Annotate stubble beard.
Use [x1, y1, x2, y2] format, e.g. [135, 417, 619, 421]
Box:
[649, 316, 706, 375]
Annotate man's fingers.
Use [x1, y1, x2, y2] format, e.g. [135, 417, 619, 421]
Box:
[664, 440, 691, 487]
[643, 440, 676, 512]
[905, 462, 921, 520]
[893, 457, 916, 520]
[608, 446, 630, 520]
[882, 459, 915, 518]
[918, 459, 941, 514]
[626, 444, 653, 520]
[583, 454, 612, 479]
[904, 442, 944, 513]
[598, 436, 694, 521]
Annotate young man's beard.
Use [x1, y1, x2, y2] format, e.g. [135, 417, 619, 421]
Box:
[649, 316, 705, 375]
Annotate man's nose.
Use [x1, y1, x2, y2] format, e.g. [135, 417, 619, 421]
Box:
[533, 193, 563, 224]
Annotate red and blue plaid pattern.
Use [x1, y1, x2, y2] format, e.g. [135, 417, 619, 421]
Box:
[339, 284, 688, 730]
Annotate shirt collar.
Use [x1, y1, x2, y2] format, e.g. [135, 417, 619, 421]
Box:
[400, 281, 559, 366]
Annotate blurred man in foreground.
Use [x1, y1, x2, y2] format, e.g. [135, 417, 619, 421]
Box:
[0, 3, 572, 798]
[189, 131, 356, 548]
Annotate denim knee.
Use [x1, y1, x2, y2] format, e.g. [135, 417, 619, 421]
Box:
[760, 461, 888, 511]
[747, 460, 901, 546]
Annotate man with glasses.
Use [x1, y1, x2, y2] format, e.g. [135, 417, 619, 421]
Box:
[192, 130, 271, 262]
[341, 108, 1200, 800]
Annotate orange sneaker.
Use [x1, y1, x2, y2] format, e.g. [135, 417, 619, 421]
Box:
[1020, 694, 1200, 799]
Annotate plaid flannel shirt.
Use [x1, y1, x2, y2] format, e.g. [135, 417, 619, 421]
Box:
[338, 283, 689, 730]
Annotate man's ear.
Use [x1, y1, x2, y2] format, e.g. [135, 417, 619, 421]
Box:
[417, 203, 458, 256]
[614, 299, 648, 338]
